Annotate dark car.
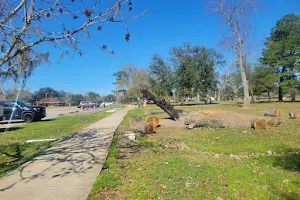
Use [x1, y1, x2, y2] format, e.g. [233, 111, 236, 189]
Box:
[77, 101, 97, 109]
[0, 100, 46, 122]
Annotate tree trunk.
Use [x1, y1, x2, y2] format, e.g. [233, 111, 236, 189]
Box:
[267, 92, 270, 102]
[278, 67, 285, 101]
[278, 86, 283, 101]
[238, 51, 250, 107]
[291, 92, 296, 102]
[140, 89, 180, 120]
[197, 93, 200, 102]
[217, 89, 221, 101]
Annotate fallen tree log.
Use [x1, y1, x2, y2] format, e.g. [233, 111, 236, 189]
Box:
[266, 118, 281, 127]
[186, 119, 225, 129]
[264, 108, 280, 117]
[251, 118, 267, 130]
[140, 89, 180, 120]
[289, 110, 300, 119]
[251, 118, 281, 130]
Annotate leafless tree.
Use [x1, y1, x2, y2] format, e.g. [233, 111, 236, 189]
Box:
[207, 0, 257, 107]
[0, 0, 146, 82]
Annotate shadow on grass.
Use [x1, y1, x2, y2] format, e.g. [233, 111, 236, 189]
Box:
[176, 102, 218, 107]
[0, 127, 23, 132]
[38, 118, 56, 122]
[0, 120, 24, 124]
[272, 154, 300, 172]
[279, 192, 300, 200]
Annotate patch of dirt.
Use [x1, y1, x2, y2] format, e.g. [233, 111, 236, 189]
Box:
[159, 109, 272, 128]
[93, 188, 124, 200]
[197, 110, 272, 127]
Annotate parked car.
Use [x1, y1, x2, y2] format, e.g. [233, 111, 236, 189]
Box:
[100, 102, 113, 107]
[77, 101, 97, 109]
[0, 100, 46, 122]
[146, 100, 154, 104]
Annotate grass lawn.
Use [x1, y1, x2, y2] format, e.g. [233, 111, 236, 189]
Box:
[0, 111, 112, 178]
[89, 102, 300, 200]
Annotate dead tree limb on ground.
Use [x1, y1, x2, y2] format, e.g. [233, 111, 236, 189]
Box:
[185, 118, 225, 129]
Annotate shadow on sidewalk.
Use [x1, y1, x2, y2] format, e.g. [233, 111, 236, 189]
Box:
[0, 128, 115, 192]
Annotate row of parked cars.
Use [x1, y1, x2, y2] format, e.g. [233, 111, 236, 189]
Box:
[77, 101, 113, 109]
[0, 100, 114, 123]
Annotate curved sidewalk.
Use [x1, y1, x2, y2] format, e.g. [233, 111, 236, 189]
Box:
[0, 107, 131, 200]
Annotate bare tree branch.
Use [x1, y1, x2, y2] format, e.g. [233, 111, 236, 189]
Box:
[0, 0, 146, 81]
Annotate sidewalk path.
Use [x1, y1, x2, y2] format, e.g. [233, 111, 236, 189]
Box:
[0, 107, 131, 200]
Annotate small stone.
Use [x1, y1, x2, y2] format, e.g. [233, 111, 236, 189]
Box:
[123, 132, 136, 140]
[267, 150, 272, 155]
[217, 197, 223, 200]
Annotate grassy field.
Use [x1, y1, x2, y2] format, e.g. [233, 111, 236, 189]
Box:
[0, 111, 112, 177]
[89, 102, 300, 200]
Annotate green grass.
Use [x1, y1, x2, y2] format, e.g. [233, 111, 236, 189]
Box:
[0, 111, 111, 177]
[89, 102, 300, 199]
[88, 135, 122, 200]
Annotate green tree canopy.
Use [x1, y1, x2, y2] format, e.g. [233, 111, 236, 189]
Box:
[261, 13, 300, 101]
[148, 54, 174, 97]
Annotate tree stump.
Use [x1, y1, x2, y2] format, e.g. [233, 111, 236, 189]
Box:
[251, 119, 267, 130]
[264, 108, 280, 117]
[146, 116, 160, 128]
[289, 110, 300, 119]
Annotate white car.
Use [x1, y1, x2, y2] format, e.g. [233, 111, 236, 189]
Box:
[100, 102, 113, 107]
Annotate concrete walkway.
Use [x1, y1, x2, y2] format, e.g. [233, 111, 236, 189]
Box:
[0, 107, 131, 200]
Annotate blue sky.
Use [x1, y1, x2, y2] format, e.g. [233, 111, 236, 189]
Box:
[17, 0, 300, 95]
